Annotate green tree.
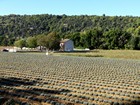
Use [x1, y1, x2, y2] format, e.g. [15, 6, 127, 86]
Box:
[134, 26, 140, 36]
[14, 39, 26, 49]
[36, 34, 48, 51]
[80, 32, 89, 48]
[102, 29, 130, 49]
[79, 29, 103, 49]
[26, 36, 37, 48]
[126, 36, 140, 50]
[90, 29, 103, 49]
[36, 32, 60, 50]
[45, 32, 60, 50]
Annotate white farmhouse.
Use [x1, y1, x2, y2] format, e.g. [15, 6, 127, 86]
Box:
[60, 39, 74, 51]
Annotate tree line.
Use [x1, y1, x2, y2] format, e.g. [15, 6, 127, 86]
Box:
[14, 32, 60, 50]
[0, 14, 140, 50]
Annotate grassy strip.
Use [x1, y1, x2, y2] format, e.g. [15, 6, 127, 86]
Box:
[52, 50, 140, 60]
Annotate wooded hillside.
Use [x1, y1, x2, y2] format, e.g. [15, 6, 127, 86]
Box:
[0, 14, 140, 49]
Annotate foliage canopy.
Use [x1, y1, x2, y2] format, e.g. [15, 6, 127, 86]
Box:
[0, 14, 140, 49]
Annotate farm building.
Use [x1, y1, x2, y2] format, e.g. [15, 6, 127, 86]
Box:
[60, 39, 74, 51]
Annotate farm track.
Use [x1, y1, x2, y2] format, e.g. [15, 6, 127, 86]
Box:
[0, 52, 140, 105]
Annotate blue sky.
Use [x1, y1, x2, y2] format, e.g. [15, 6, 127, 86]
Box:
[0, 0, 140, 16]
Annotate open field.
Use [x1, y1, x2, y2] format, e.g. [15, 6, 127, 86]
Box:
[0, 52, 140, 105]
[1, 46, 140, 59]
[53, 50, 140, 60]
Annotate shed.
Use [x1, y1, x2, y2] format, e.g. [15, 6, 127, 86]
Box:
[60, 39, 74, 51]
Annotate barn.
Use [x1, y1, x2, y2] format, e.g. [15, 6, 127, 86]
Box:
[60, 39, 74, 51]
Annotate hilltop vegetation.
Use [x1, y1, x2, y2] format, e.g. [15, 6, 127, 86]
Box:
[0, 14, 140, 49]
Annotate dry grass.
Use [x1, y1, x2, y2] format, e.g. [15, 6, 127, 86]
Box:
[0, 46, 14, 50]
[53, 50, 140, 60]
[0, 46, 139, 59]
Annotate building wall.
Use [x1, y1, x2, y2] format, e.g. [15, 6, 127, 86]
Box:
[64, 40, 74, 51]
